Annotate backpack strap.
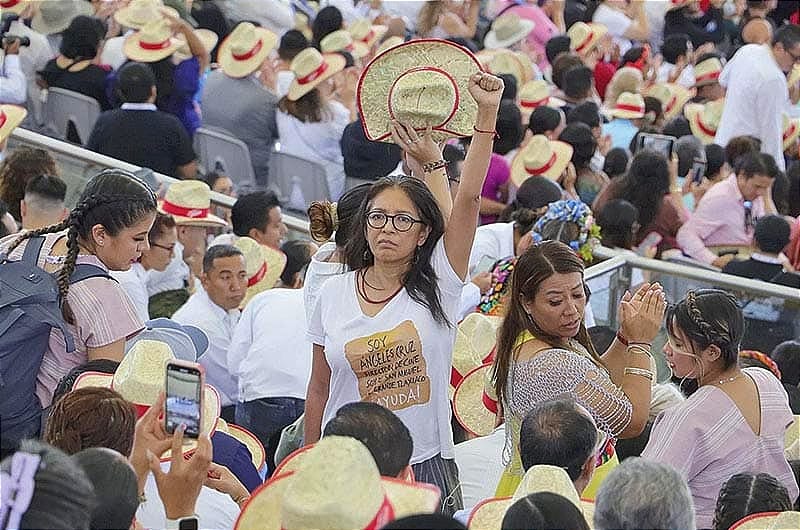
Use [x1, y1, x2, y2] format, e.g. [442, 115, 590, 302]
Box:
[70, 263, 114, 284]
[21, 236, 45, 266]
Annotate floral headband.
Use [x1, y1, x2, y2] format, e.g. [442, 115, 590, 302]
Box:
[531, 199, 601, 263]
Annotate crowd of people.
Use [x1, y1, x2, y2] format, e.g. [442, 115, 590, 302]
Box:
[1, 1, 800, 529]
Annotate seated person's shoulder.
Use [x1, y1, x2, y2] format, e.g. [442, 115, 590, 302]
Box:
[721, 258, 748, 276]
[773, 271, 800, 288]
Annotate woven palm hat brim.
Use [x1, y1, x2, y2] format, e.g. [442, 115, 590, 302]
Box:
[783, 116, 800, 151]
[173, 28, 219, 62]
[235, 238, 287, 308]
[643, 83, 693, 121]
[216, 419, 266, 472]
[684, 101, 722, 145]
[217, 24, 278, 79]
[114, 0, 179, 29]
[0, 104, 26, 143]
[31, 0, 93, 35]
[286, 52, 347, 102]
[730, 511, 800, 530]
[358, 38, 482, 144]
[452, 364, 497, 437]
[0, 0, 29, 16]
[510, 138, 573, 186]
[450, 312, 500, 395]
[483, 17, 535, 50]
[123, 29, 181, 63]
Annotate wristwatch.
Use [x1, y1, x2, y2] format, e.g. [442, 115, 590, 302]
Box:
[166, 515, 199, 530]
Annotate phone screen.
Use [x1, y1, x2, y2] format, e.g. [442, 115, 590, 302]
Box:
[637, 134, 675, 159]
[691, 159, 706, 185]
[165, 363, 202, 439]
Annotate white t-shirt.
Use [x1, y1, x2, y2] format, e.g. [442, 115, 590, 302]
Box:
[229, 288, 312, 401]
[656, 62, 696, 88]
[303, 241, 345, 324]
[593, 3, 634, 56]
[307, 238, 465, 463]
[111, 262, 149, 322]
[468, 222, 516, 275]
[454, 425, 506, 513]
[276, 70, 294, 99]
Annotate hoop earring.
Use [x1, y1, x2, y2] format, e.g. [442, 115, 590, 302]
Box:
[363, 248, 372, 262]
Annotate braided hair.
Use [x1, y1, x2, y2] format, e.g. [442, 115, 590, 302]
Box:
[712, 473, 792, 530]
[5, 169, 157, 322]
[666, 289, 744, 377]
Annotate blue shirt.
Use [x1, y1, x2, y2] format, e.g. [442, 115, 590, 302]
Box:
[603, 118, 639, 151]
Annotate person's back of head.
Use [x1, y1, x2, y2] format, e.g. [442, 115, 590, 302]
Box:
[754, 215, 791, 255]
[594, 457, 694, 530]
[308, 183, 370, 247]
[705, 143, 727, 181]
[713, 473, 792, 530]
[643, 96, 663, 125]
[528, 106, 563, 136]
[495, 100, 524, 156]
[72, 447, 138, 530]
[0, 147, 59, 222]
[0, 440, 95, 530]
[552, 53, 584, 90]
[519, 398, 597, 482]
[44, 387, 137, 457]
[558, 122, 596, 170]
[312, 5, 343, 47]
[22, 174, 68, 230]
[51, 359, 120, 405]
[382, 514, 467, 529]
[597, 199, 639, 250]
[772, 22, 800, 57]
[563, 65, 593, 101]
[117, 61, 157, 104]
[772, 340, 800, 386]
[662, 34, 691, 65]
[675, 135, 705, 178]
[603, 147, 629, 179]
[725, 135, 760, 168]
[502, 492, 590, 530]
[278, 29, 309, 62]
[280, 239, 315, 287]
[497, 73, 518, 101]
[231, 190, 281, 237]
[322, 401, 413, 478]
[662, 115, 692, 139]
[545, 35, 572, 65]
[60, 16, 104, 60]
[567, 101, 601, 130]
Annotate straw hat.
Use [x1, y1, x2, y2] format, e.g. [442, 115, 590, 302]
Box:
[376, 36, 404, 55]
[568, 22, 608, 56]
[784, 114, 800, 151]
[484, 14, 535, 50]
[730, 511, 800, 530]
[320, 29, 368, 59]
[684, 99, 724, 144]
[609, 92, 645, 119]
[468, 465, 594, 530]
[693, 57, 723, 88]
[666, 0, 691, 11]
[158, 180, 227, 227]
[789, 64, 800, 88]
[173, 28, 219, 62]
[31, 0, 93, 35]
[287, 47, 346, 101]
[124, 18, 181, 63]
[518, 80, 566, 114]
[114, 0, 179, 30]
[510, 135, 574, 186]
[0, 0, 28, 15]
[234, 436, 441, 530]
[643, 83, 693, 121]
[0, 104, 26, 144]
[786, 415, 800, 460]
[218, 22, 278, 78]
[234, 237, 287, 308]
[358, 39, 482, 143]
[294, 11, 312, 40]
[216, 419, 266, 473]
[450, 313, 501, 395]
[73, 340, 221, 460]
[452, 364, 498, 437]
[486, 49, 527, 87]
[348, 18, 387, 49]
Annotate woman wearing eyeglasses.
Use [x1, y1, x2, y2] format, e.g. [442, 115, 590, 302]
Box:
[111, 212, 177, 322]
[304, 73, 504, 515]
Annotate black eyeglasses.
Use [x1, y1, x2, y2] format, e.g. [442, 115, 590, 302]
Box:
[743, 201, 754, 231]
[151, 242, 175, 252]
[366, 211, 424, 232]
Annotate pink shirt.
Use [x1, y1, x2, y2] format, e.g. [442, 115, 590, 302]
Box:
[676, 174, 766, 264]
[480, 153, 511, 225]
[642, 368, 799, 529]
[495, 1, 559, 70]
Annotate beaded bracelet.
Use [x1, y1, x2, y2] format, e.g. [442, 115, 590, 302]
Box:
[624, 367, 654, 381]
[422, 159, 447, 173]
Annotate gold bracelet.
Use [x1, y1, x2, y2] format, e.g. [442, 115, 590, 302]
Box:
[422, 159, 447, 173]
[627, 345, 652, 357]
[624, 367, 654, 381]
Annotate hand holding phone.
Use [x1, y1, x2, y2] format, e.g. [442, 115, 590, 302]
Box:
[165, 361, 204, 440]
[636, 133, 677, 159]
[690, 158, 707, 185]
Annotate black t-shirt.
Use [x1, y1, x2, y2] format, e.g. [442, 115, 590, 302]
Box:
[86, 108, 196, 177]
[38, 60, 112, 110]
[723, 258, 800, 288]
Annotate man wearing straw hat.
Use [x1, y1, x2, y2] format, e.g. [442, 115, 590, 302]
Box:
[202, 21, 280, 185]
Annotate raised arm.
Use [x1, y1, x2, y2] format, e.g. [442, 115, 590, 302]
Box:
[444, 73, 504, 280]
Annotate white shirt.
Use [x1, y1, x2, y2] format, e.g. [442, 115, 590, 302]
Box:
[99, 30, 134, 70]
[173, 289, 240, 407]
[276, 70, 294, 98]
[468, 222, 516, 275]
[147, 241, 190, 296]
[0, 54, 26, 105]
[229, 288, 312, 402]
[454, 425, 506, 515]
[715, 44, 789, 171]
[112, 262, 149, 322]
[303, 241, 344, 324]
[220, 0, 295, 35]
[308, 238, 465, 463]
[592, 3, 634, 56]
[138, 462, 239, 529]
[656, 62, 696, 88]
[644, 0, 668, 53]
[6, 21, 53, 126]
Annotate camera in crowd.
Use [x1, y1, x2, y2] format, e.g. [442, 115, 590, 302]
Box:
[1, 13, 31, 49]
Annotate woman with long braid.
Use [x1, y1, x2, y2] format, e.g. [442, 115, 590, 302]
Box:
[0, 169, 157, 409]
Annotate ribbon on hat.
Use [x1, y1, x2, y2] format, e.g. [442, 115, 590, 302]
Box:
[247, 260, 268, 287]
[615, 103, 644, 114]
[694, 70, 720, 84]
[0, 111, 6, 129]
[232, 38, 263, 61]
[482, 390, 498, 414]
[694, 115, 717, 137]
[574, 30, 595, 53]
[161, 200, 210, 219]
[0, 452, 41, 530]
[520, 96, 548, 109]
[140, 38, 173, 51]
[525, 152, 557, 175]
[785, 121, 798, 141]
[297, 61, 329, 85]
[0, 0, 21, 7]
[359, 29, 375, 43]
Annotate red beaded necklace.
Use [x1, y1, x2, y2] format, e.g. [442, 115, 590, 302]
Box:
[357, 268, 404, 305]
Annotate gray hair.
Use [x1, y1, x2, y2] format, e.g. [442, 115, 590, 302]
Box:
[594, 457, 695, 530]
[675, 135, 705, 177]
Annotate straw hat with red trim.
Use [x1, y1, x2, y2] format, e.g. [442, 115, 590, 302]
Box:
[158, 180, 227, 227]
[789, 64, 800, 88]
[124, 18, 181, 63]
[452, 363, 498, 437]
[376, 36, 404, 55]
[216, 418, 266, 473]
[693, 57, 723, 88]
[234, 236, 287, 308]
[783, 114, 800, 151]
[234, 436, 440, 530]
[321, 29, 368, 59]
[114, 0, 178, 30]
[348, 18, 388, 49]
[358, 39, 482, 144]
[568, 22, 608, 56]
[730, 511, 800, 530]
[218, 22, 278, 79]
[73, 340, 221, 461]
[31, 0, 93, 35]
[468, 465, 594, 530]
[786, 415, 800, 460]
[484, 14, 535, 50]
[287, 47, 347, 102]
[486, 49, 527, 87]
[173, 28, 218, 62]
[510, 135, 574, 186]
[609, 92, 645, 120]
[685, 99, 724, 144]
[0, 104, 26, 143]
[450, 313, 501, 397]
[518, 80, 566, 115]
[643, 83, 693, 121]
[0, 0, 29, 15]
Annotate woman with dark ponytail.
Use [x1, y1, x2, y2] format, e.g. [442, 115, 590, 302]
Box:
[0, 169, 157, 409]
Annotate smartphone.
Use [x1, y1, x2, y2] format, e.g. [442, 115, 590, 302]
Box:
[475, 255, 496, 274]
[690, 158, 706, 185]
[635, 231, 663, 256]
[636, 133, 676, 159]
[165, 361, 204, 439]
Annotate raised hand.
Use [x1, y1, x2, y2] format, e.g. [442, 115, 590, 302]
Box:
[390, 121, 442, 174]
[618, 283, 667, 344]
[467, 72, 504, 109]
[129, 392, 172, 493]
